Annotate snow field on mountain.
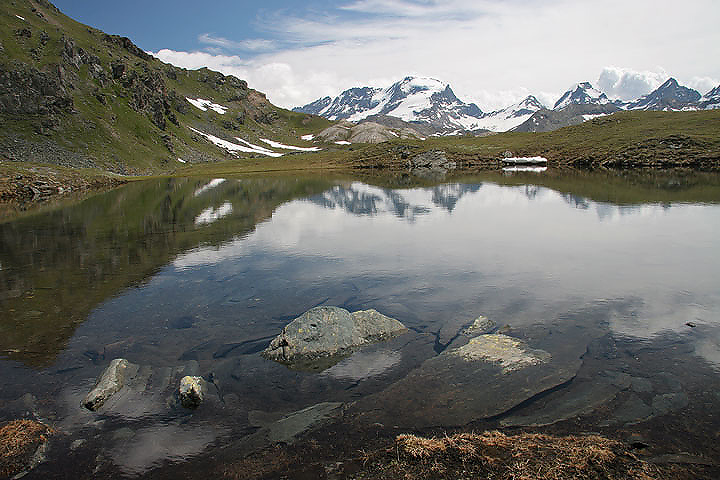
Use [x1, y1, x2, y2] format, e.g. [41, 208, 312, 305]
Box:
[260, 139, 321, 152]
[188, 128, 284, 157]
[185, 98, 228, 114]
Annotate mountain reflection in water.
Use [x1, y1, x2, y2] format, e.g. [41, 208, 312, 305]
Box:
[1, 171, 720, 477]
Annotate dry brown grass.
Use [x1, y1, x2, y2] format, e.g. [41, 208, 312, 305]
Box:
[393, 431, 662, 480]
[0, 420, 53, 478]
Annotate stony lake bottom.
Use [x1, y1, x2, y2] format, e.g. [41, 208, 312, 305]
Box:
[1, 170, 720, 478]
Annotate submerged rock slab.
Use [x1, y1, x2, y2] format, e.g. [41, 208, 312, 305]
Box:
[354, 328, 587, 428]
[448, 334, 550, 373]
[262, 306, 407, 369]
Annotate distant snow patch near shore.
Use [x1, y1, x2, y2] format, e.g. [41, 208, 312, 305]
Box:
[301, 134, 315, 141]
[502, 156, 548, 164]
[188, 127, 283, 157]
[260, 138, 321, 152]
[503, 166, 547, 173]
[186, 98, 228, 114]
[15, 14, 25, 20]
[582, 114, 608, 121]
[335, 141, 351, 145]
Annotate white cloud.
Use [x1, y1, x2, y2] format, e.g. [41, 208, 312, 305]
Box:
[596, 66, 669, 101]
[152, 0, 720, 111]
[687, 76, 720, 96]
[198, 34, 276, 52]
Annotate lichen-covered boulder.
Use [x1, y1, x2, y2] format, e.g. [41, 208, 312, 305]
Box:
[178, 376, 206, 409]
[262, 306, 407, 367]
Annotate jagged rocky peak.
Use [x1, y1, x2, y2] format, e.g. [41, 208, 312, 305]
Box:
[625, 77, 702, 111]
[508, 95, 545, 115]
[293, 76, 486, 133]
[553, 82, 610, 110]
[699, 85, 720, 110]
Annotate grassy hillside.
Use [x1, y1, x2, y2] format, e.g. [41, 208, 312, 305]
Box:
[0, 0, 331, 176]
[322, 109, 720, 172]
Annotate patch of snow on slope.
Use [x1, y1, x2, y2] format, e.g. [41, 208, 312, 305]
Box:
[582, 114, 609, 121]
[189, 127, 283, 157]
[260, 138, 321, 152]
[186, 98, 228, 114]
[301, 134, 315, 141]
[335, 141, 351, 145]
[234, 138, 277, 154]
[195, 202, 233, 225]
[15, 14, 26, 20]
[194, 178, 226, 197]
[177, 158, 186, 163]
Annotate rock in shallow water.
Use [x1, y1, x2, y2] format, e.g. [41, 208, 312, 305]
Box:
[353, 324, 592, 428]
[262, 306, 407, 369]
[82, 358, 138, 411]
[178, 376, 206, 409]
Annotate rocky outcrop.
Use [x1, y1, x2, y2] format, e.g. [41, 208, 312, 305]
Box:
[121, 65, 176, 130]
[408, 150, 456, 177]
[262, 306, 407, 368]
[103, 34, 152, 61]
[0, 63, 73, 115]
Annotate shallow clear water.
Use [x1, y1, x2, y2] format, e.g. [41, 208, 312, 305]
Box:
[1, 171, 720, 477]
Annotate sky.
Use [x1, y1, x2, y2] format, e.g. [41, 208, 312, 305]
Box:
[53, 0, 720, 112]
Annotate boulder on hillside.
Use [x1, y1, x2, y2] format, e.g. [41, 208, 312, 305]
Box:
[262, 306, 408, 370]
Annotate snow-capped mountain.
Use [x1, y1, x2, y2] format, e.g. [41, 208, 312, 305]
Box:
[513, 81, 619, 133]
[298, 87, 381, 121]
[624, 78, 701, 111]
[295, 77, 546, 133]
[296, 76, 719, 136]
[553, 82, 611, 109]
[698, 85, 720, 110]
[295, 77, 487, 133]
[471, 96, 546, 132]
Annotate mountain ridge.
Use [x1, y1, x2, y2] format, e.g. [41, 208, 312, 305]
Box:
[297, 76, 719, 134]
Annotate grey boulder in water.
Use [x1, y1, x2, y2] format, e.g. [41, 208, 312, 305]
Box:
[262, 306, 407, 368]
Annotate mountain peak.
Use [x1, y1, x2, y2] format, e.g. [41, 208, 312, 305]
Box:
[659, 78, 679, 89]
[294, 76, 485, 132]
[626, 78, 701, 111]
[554, 82, 609, 110]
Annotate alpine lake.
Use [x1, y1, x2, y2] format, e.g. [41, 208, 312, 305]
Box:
[2, 169, 720, 478]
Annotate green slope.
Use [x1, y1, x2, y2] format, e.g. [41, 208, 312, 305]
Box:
[0, 0, 331, 175]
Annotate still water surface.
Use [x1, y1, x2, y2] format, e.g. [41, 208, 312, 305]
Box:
[1, 172, 719, 476]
